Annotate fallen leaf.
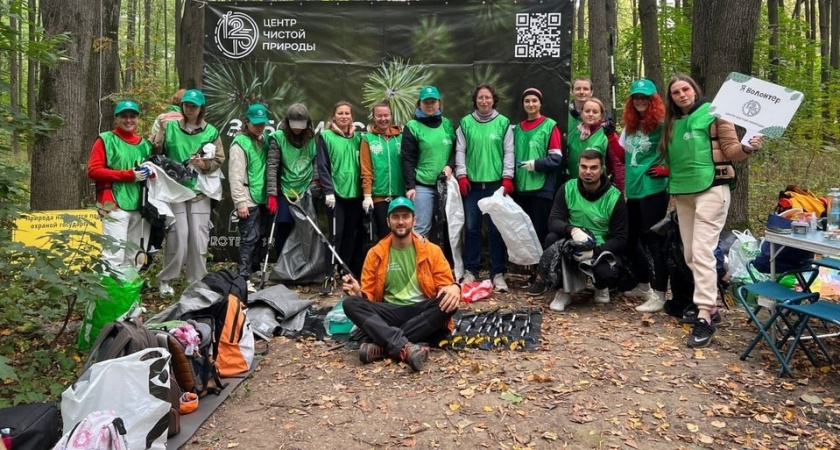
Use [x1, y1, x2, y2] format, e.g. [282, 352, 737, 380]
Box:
[483, 406, 493, 412]
[541, 431, 558, 441]
[698, 434, 714, 444]
[710, 420, 726, 429]
[501, 391, 523, 403]
[449, 402, 460, 412]
[227, 444, 239, 448]
[686, 423, 699, 432]
[755, 414, 771, 424]
[457, 419, 474, 430]
[460, 387, 475, 398]
[801, 394, 823, 405]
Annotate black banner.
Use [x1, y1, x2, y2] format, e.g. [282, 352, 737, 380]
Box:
[203, 1, 573, 261]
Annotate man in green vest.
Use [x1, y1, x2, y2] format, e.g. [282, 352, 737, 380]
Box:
[541, 149, 628, 312]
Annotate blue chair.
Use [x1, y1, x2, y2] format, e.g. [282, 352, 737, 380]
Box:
[774, 300, 840, 373]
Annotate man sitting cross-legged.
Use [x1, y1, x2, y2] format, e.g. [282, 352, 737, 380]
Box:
[542, 149, 629, 311]
[341, 197, 461, 372]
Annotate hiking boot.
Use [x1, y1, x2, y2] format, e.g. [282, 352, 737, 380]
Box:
[624, 285, 652, 299]
[399, 344, 429, 372]
[680, 308, 721, 325]
[461, 271, 476, 284]
[593, 288, 611, 304]
[492, 274, 509, 293]
[550, 290, 571, 312]
[687, 318, 717, 348]
[526, 280, 548, 296]
[159, 281, 174, 297]
[635, 290, 665, 312]
[359, 343, 387, 364]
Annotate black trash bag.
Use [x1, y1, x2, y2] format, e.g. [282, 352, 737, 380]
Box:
[537, 240, 564, 289]
[662, 212, 695, 317]
[433, 174, 449, 246]
[147, 154, 195, 183]
[139, 184, 166, 229]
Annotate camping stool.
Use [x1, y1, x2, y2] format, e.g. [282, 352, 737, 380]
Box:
[774, 300, 840, 375]
[736, 281, 820, 377]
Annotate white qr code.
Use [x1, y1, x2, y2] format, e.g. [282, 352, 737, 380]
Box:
[515, 13, 562, 58]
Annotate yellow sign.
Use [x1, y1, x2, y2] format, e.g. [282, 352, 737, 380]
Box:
[12, 209, 102, 257]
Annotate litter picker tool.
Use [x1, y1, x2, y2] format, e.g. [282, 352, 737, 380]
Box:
[134, 173, 150, 268]
[259, 210, 278, 290]
[284, 190, 353, 277]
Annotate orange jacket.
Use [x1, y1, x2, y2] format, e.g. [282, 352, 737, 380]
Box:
[360, 232, 455, 302]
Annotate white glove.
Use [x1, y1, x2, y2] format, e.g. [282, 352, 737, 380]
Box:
[325, 194, 336, 209]
[362, 195, 374, 212]
[571, 227, 590, 243]
[573, 250, 594, 262]
[520, 160, 536, 172]
[134, 166, 150, 182]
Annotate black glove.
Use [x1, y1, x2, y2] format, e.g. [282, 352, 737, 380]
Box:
[601, 119, 616, 136]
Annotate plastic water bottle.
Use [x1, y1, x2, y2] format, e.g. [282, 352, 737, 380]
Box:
[829, 187, 840, 231]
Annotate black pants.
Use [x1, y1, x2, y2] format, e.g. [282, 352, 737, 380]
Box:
[512, 193, 553, 250]
[326, 197, 364, 278]
[237, 205, 271, 278]
[544, 232, 624, 290]
[372, 200, 390, 241]
[626, 191, 669, 292]
[343, 295, 456, 357]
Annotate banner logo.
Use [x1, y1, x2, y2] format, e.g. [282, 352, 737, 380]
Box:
[215, 12, 259, 59]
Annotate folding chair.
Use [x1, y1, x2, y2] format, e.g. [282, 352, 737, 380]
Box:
[735, 282, 819, 376]
[775, 300, 840, 373]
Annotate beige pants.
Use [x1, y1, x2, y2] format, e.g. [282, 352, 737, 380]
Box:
[159, 197, 212, 284]
[101, 208, 149, 271]
[674, 185, 730, 311]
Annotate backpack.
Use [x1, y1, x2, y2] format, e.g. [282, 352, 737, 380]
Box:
[202, 268, 248, 303]
[52, 410, 129, 450]
[776, 185, 827, 217]
[84, 319, 181, 438]
[147, 321, 224, 399]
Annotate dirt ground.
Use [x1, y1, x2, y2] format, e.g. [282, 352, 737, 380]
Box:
[183, 274, 840, 450]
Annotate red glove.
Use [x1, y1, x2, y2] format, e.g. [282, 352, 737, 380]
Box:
[647, 166, 670, 178]
[458, 176, 471, 197]
[502, 178, 514, 196]
[267, 195, 278, 214]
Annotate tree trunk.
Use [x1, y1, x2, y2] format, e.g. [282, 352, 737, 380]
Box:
[639, 0, 664, 96]
[10, 10, 20, 156]
[769, 0, 780, 82]
[176, 0, 204, 89]
[577, 0, 586, 41]
[27, 0, 38, 129]
[32, 0, 120, 211]
[832, 0, 840, 69]
[819, 0, 830, 83]
[691, 0, 762, 230]
[588, 0, 610, 112]
[144, 0, 151, 75]
[125, 0, 136, 89]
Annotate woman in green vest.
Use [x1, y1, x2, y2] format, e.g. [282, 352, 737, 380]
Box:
[402, 85, 456, 237]
[658, 74, 763, 348]
[86, 100, 152, 271]
[619, 79, 670, 313]
[316, 101, 364, 293]
[266, 103, 316, 256]
[152, 89, 225, 296]
[566, 97, 625, 194]
[361, 101, 404, 240]
[229, 103, 272, 293]
[513, 87, 563, 296]
[455, 83, 515, 292]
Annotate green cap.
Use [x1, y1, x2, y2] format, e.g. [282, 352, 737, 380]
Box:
[387, 197, 415, 215]
[182, 89, 206, 107]
[114, 100, 140, 116]
[418, 85, 441, 101]
[246, 103, 270, 125]
[629, 78, 657, 97]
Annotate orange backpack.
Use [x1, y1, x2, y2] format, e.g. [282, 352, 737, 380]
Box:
[216, 295, 255, 377]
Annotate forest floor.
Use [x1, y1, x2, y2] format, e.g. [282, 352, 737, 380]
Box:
[182, 274, 840, 450]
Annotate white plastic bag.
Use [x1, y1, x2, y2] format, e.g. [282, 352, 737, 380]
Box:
[61, 348, 172, 450]
[477, 188, 542, 265]
[445, 176, 465, 279]
[727, 229, 763, 281]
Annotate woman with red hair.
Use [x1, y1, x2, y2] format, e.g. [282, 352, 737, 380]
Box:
[620, 78, 669, 312]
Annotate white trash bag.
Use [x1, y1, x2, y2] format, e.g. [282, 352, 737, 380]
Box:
[477, 188, 542, 266]
[727, 229, 763, 282]
[61, 348, 172, 450]
[445, 176, 466, 280]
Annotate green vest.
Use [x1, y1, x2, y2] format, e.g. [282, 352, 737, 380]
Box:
[514, 118, 556, 192]
[100, 132, 152, 211]
[407, 118, 455, 185]
[624, 125, 667, 199]
[321, 130, 362, 198]
[565, 181, 621, 245]
[363, 132, 405, 197]
[163, 120, 219, 193]
[460, 114, 510, 182]
[666, 102, 717, 195]
[566, 127, 607, 179]
[270, 131, 316, 197]
[233, 133, 267, 204]
[566, 110, 582, 147]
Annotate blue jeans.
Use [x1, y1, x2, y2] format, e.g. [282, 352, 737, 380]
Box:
[413, 185, 436, 237]
[464, 181, 506, 277]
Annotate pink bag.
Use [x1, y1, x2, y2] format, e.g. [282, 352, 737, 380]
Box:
[53, 410, 130, 450]
[462, 280, 494, 303]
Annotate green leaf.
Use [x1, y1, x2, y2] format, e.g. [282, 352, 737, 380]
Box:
[0, 355, 18, 381]
[500, 391, 523, 403]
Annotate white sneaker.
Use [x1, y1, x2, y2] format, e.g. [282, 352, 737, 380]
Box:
[635, 290, 666, 312]
[594, 288, 611, 304]
[624, 284, 651, 298]
[461, 272, 476, 284]
[550, 290, 571, 311]
[246, 280, 257, 293]
[159, 281, 174, 297]
[492, 274, 509, 292]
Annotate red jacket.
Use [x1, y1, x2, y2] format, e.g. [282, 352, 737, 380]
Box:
[86, 127, 142, 209]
